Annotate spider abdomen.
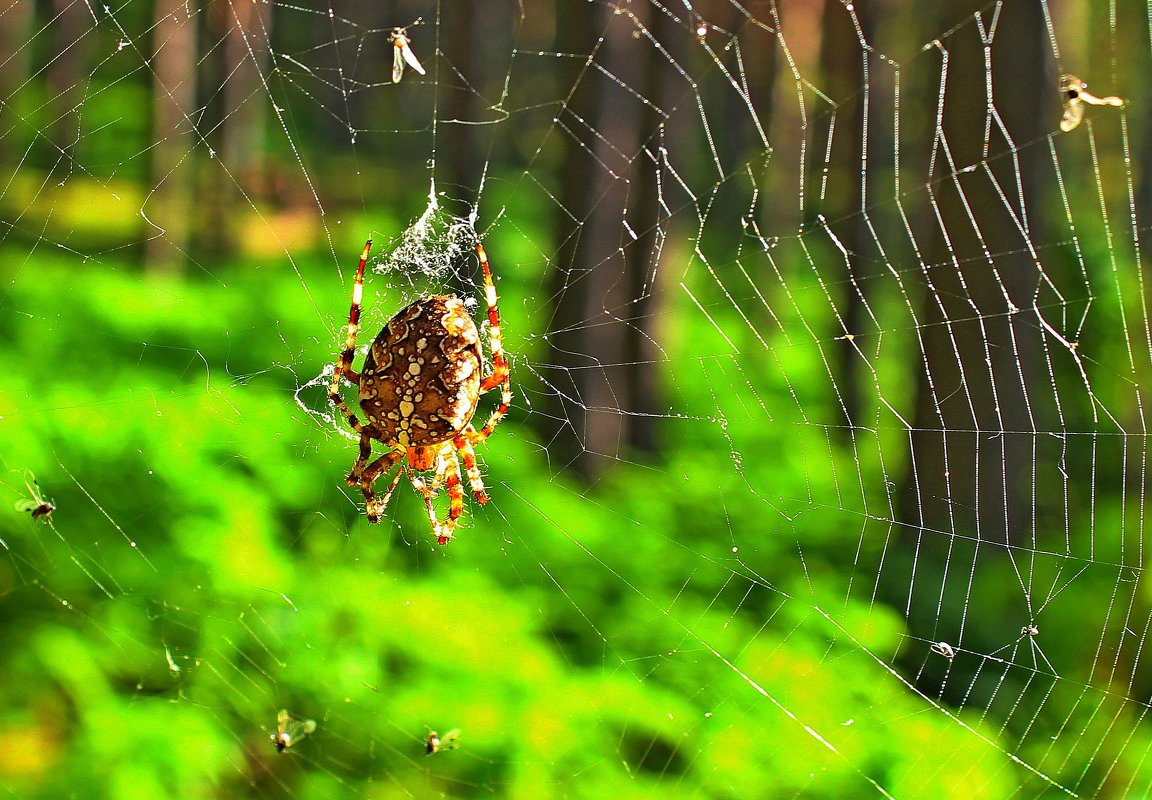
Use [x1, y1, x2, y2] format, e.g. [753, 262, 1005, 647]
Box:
[358, 295, 483, 448]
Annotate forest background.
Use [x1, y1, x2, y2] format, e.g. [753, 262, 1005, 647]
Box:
[2, 0, 1151, 797]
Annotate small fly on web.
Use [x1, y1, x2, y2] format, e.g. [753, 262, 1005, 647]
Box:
[425, 727, 461, 755]
[930, 641, 956, 660]
[272, 709, 317, 752]
[15, 470, 54, 520]
[390, 19, 426, 83]
[1060, 74, 1123, 132]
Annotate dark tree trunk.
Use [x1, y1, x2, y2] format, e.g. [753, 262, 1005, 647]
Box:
[814, 0, 883, 439]
[900, 1, 1052, 552]
[437, 0, 515, 297]
[218, 0, 268, 216]
[48, 0, 94, 157]
[437, 1, 509, 213]
[222, 1, 271, 197]
[146, 0, 197, 273]
[438, 0, 482, 219]
[0, 0, 34, 166]
[540, 3, 669, 480]
[194, 0, 273, 258]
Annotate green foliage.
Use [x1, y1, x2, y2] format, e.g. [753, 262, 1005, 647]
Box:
[0, 243, 1095, 798]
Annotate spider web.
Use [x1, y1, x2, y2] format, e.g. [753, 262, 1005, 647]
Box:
[2, 0, 1151, 797]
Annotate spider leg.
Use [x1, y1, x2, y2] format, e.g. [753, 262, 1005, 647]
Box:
[376, 468, 406, 516]
[472, 243, 512, 441]
[454, 432, 489, 505]
[425, 445, 450, 492]
[328, 240, 372, 428]
[330, 391, 366, 435]
[346, 431, 376, 486]
[356, 446, 404, 523]
[399, 447, 464, 545]
[442, 448, 466, 529]
[407, 471, 452, 544]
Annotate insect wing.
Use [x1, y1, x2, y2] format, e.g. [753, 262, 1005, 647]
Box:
[931, 641, 955, 659]
[425, 728, 459, 754]
[20, 471, 50, 509]
[274, 709, 316, 751]
[1061, 97, 1085, 132]
[15, 485, 53, 519]
[392, 42, 405, 83]
[400, 39, 425, 76]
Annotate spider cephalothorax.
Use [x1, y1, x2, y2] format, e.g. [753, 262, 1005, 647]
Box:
[328, 240, 511, 544]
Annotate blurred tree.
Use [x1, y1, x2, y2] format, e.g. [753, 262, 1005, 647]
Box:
[0, 0, 33, 166]
[437, 0, 517, 302]
[814, 0, 882, 440]
[195, 0, 272, 256]
[900, 0, 1052, 551]
[539, 2, 669, 480]
[220, 0, 270, 196]
[146, 0, 197, 274]
[48, 0, 94, 158]
[437, 1, 514, 214]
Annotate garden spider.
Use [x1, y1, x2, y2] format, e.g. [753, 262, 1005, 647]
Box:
[328, 240, 511, 544]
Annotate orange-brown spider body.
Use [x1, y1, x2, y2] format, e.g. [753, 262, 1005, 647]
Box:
[329, 240, 510, 544]
[358, 295, 482, 451]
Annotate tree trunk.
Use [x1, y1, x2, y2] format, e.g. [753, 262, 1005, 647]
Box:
[540, 2, 668, 480]
[0, 0, 33, 168]
[48, 0, 93, 157]
[438, 2, 483, 215]
[220, 0, 271, 218]
[814, 0, 882, 439]
[146, 0, 198, 273]
[437, 0, 514, 295]
[900, 0, 1052, 553]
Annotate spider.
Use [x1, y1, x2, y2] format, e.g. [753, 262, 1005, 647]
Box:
[328, 239, 511, 544]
